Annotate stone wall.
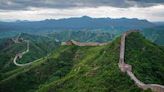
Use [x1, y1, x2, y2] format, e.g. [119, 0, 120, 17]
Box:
[62, 40, 108, 46]
[118, 31, 164, 92]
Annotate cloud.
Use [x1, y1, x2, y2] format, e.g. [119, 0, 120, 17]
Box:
[128, 0, 164, 7]
[0, 0, 163, 22]
[0, 0, 164, 10]
[0, 5, 164, 21]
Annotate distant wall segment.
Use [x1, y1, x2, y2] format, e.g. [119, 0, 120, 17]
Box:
[62, 40, 108, 46]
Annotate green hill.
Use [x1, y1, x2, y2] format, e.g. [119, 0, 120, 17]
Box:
[125, 32, 164, 85]
[0, 32, 163, 92]
[0, 33, 60, 80]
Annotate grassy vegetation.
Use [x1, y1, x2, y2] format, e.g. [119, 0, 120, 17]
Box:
[125, 32, 164, 85]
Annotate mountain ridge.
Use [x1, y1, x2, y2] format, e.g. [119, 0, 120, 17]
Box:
[0, 16, 155, 31]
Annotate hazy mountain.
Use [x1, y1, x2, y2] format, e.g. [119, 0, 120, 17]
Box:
[142, 25, 164, 45]
[153, 22, 164, 26]
[0, 16, 155, 32]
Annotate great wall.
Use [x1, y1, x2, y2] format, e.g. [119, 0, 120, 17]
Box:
[62, 31, 164, 92]
[13, 40, 32, 66]
[12, 34, 35, 66]
[118, 31, 164, 92]
[61, 40, 108, 46]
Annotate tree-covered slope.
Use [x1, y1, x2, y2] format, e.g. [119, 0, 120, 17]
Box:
[48, 30, 115, 42]
[17, 33, 60, 64]
[125, 32, 164, 85]
[0, 33, 60, 80]
[0, 38, 27, 76]
[0, 46, 78, 92]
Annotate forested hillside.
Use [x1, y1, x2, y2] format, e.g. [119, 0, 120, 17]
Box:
[1, 32, 163, 92]
[0, 33, 60, 80]
[125, 32, 164, 85]
[48, 30, 115, 42]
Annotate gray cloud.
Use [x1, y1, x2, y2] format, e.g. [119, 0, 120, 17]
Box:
[130, 0, 164, 3]
[128, 0, 164, 7]
[0, 0, 164, 10]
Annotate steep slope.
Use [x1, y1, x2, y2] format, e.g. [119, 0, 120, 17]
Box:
[125, 32, 164, 85]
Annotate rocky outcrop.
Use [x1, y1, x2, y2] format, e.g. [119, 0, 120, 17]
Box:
[118, 30, 164, 92]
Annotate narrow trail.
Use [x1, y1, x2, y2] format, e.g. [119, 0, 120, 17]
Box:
[12, 34, 35, 66]
[118, 31, 164, 92]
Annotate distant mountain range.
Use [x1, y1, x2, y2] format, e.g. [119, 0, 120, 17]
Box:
[0, 16, 155, 31]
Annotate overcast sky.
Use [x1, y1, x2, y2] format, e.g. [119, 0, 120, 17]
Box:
[0, 0, 164, 22]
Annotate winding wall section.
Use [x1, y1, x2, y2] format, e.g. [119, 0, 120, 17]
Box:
[12, 35, 35, 66]
[118, 31, 164, 92]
